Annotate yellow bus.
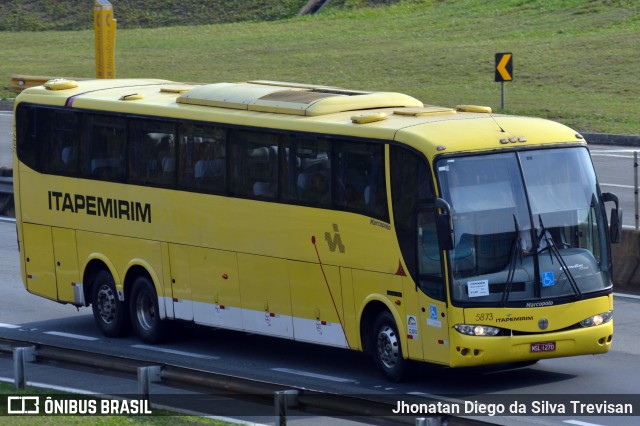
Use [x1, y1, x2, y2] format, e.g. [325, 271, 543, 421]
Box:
[13, 78, 620, 380]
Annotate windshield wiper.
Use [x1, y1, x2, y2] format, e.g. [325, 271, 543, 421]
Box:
[536, 216, 582, 299]
[501, 215, 524, 306]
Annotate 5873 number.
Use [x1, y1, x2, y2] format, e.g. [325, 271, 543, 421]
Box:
[475, 313, 493, 321]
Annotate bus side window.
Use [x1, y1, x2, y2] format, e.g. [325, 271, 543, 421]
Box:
[15, 104, 40, 171]
[85, 115, 126, 181]
[334, 140, 388, 220]
[283, 137, 332, 207]
[129, 120, 176, 186]
[45, 111, 78, 175]
[177, 124, 226, 193]
[229, 130, 278, 199]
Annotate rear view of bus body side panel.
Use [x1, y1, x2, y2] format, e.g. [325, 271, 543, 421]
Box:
[21, 223, 58, 301]
[52, 227, 81, 304]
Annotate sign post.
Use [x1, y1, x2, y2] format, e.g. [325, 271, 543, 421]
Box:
[94, 0, 117, 79]
[494, 52, 513, 110]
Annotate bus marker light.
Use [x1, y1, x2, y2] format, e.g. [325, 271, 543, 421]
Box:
[44, 78, 78, 90]
[351, 112, 387, 124]
[119, 93, 144, 101]
[455, 105, 492, 113]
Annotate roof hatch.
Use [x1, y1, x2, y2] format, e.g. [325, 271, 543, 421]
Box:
[176, 81, 423, 116]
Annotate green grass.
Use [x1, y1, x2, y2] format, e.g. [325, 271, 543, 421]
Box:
[0, 0, 309, 31]
[0, 0, 638, 134]
[0, 382, 232, 425]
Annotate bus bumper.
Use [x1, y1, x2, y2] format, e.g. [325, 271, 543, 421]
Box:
[448, 320, 613, 367]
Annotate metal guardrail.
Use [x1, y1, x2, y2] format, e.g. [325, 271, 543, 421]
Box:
[10, 75, 53, 91]
[0, 337, 490, 425]
[0, 176, 13, 217]
[10, 75, 89, 92]
[0, 176, 13, 194]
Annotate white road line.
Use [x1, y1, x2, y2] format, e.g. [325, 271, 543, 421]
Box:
[591, 154, 636, 159]
[44, 331, 99, 341]
[408, 391, 466, 405]
[614, 292, 640, 300]
[271, 367, 355, 383]
[132, 344, 218, 359]
[599, 183, 634, 189]
[0, 323, 20, 329]
[563, 420, 605, 426]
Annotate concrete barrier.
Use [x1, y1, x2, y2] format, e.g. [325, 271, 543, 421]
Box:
[612, 229, 640, 294]
[583, 133, 640, 147]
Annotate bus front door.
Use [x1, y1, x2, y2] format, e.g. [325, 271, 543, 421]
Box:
[418, 292, 450, 365]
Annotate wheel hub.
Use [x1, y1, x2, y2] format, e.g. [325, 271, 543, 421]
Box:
[97, 285, 116, 324]
[377, 325, 399, 369]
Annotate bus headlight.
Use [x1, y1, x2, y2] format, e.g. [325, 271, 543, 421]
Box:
[579, 310, 613, 328]
[454, 324, 501, 336]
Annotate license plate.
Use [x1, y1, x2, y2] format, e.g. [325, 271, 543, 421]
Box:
[530, 341, 556, 352]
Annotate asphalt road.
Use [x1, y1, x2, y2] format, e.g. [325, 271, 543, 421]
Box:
[0, 221, 639, 426]
[590, 146, 640, 229]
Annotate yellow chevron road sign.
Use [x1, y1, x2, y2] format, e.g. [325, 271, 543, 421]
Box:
[495, 52, 513, 82]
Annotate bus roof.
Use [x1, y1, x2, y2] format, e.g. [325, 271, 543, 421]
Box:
[17, 78, 585, 159]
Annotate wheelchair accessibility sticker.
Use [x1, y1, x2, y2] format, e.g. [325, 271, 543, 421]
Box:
[542, 271, 555, 287]
[427, 304, 442, 328]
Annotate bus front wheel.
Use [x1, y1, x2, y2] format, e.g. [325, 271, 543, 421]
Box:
[130, 276, 165, 344]
[91, 270, 130, 337]
[372, 311, 406, 382]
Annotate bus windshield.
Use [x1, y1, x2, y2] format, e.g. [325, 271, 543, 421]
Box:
[435, 147, 611, 305]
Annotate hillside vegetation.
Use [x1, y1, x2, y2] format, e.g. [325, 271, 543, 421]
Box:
[0, 0, 311, 31]
[0, 0, 638, 134]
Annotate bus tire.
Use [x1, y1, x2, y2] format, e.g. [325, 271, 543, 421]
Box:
[130, 276, 165, 344]
[372, 311, 406, 382]
[91, 270, 130, 337]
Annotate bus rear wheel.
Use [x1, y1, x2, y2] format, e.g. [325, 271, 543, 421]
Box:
[130, 276, 165, 344]
[91, 270, 130, 337]
[372, 311, 406, 382]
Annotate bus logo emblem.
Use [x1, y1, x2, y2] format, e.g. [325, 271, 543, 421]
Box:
[538, 318, 549, 330]
[325, 224, 345, 253]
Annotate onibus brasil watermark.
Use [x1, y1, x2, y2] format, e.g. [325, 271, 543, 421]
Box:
[6, 396, 152, 415]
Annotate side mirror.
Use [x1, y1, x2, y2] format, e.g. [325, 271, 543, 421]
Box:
[609, 207, 622, 243]
[602, 192, 622, 244]
[435, 198, 455, 250]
